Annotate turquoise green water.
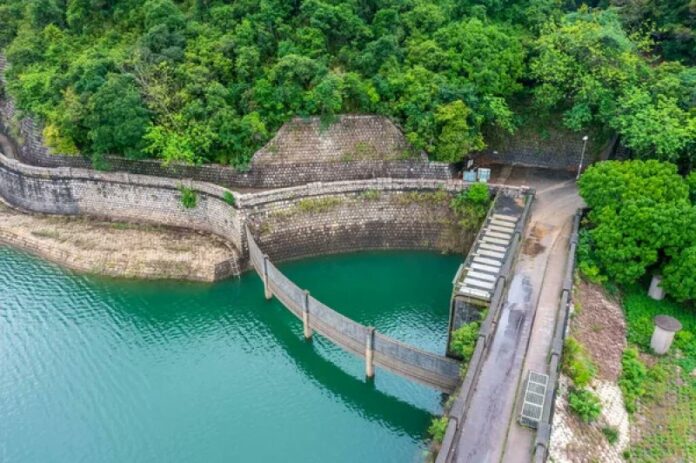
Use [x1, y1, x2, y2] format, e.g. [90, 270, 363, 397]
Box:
[0, 247, 459, 462]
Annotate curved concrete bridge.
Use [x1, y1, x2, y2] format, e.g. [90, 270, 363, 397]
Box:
[246, 228, 462, 392]
[439, 167, 583, 463]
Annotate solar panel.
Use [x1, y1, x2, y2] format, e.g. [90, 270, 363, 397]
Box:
[519, 370, 549, 429]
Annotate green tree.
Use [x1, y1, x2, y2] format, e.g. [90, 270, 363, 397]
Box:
[434, 100, 485, 162]
[0, 0, 691, 169]
[86, 74, 150, 158]
[662, 246, 696, 302]
[613, 89, 696, 162]
[579, 160, 696, 298]
[578, 160, 689, 214]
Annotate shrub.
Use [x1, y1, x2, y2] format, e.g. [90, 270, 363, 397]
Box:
[359, 189, 380, 201]
[562, 337, 597, 387]
[577, 229, 607, 284]
[428, 416, 448, 444]
[223, 191, 235, 206]
[450, 321, 480, 363]
[568, 388, 602, 423]
[179, 186, 197, 209]
[619, 347, 647, 413]
[602, 426, 619, 444]
[450, 183, 491, 229]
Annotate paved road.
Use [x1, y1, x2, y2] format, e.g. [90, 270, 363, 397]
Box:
[452, 167, 582, 462]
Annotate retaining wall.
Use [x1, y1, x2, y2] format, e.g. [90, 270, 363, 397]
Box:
[8, 118, 456, 188]
[243, 179, 473, 261]
[0, 146, 489, 277]
[0, 150, 246, 276]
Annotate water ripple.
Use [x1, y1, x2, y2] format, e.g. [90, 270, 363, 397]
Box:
[0, 247, 457, 462]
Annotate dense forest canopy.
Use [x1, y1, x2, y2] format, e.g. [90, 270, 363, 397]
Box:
[0, 0, 694, 168]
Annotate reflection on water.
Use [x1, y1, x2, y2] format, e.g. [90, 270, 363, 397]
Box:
[0, 247, 459, 462]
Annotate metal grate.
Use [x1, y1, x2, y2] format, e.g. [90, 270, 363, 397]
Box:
[519, 370, 549, 429]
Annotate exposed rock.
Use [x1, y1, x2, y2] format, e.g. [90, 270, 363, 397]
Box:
[0, 201, 236, 282]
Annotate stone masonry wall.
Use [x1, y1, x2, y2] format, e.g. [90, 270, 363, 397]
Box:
[1, 146, 491, 277]
[0, 151, 246, 275]
[473, 121, 613, 170]
[247, 190, 471, 262]
[238, 178, 479, 262]
[252, 115, 422, 163]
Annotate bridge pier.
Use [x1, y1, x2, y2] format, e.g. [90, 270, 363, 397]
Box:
[302, 290, 313, 340]
[365, 327, 375, 378]
[262, 254, 272, 300]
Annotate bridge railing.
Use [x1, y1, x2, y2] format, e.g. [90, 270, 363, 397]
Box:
[247, 227, 460, 392]
[532, 209, 583, 463]
[436, 190, 535, 463]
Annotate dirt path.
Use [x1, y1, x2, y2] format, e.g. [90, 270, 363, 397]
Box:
[0, 201, 237, 281]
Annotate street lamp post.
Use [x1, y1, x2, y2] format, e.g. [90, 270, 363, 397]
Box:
[576, 135, 589, 180]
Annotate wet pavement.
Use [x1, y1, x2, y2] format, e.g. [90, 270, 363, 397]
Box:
[452, 166, 582, 462]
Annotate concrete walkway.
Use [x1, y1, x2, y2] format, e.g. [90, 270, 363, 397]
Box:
[452, 167, 583, 462]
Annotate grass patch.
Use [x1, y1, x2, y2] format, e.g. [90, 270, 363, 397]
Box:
[394, 189, 449, 206]
[223, 191, 236, 206]
[602, 426, 619, 445]
[297, 197, 342, 213]
[619, 286, 696, 461]
[179, 186, 198, 209]
[562, 336, 597, 388]
[359, 189, 381, 201]
[618, 347, 648, 413]
[623, 287, 696, 372]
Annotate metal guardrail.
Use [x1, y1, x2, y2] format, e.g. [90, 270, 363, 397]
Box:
[247, 227, 461, 392]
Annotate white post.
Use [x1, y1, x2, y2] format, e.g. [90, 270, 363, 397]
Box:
[302, 290, 312, 340]
[365, 327, 375, 379]
[576, 135, 589, 180]
[262, 255, 272, 300]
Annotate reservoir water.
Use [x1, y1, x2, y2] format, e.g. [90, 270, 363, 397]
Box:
[0, 247, 459, 462]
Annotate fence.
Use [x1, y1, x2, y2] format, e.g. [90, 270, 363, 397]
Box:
[247, 228, 461, 392]
[436, 190, 535, 463]
[532, 210, 582, 463]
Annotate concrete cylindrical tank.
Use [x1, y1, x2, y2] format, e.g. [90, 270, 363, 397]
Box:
[648, 275, 665, 300]
[650, 315, 682, 355]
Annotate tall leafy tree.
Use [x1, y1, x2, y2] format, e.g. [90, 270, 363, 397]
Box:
[86, 74, 150, 158]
